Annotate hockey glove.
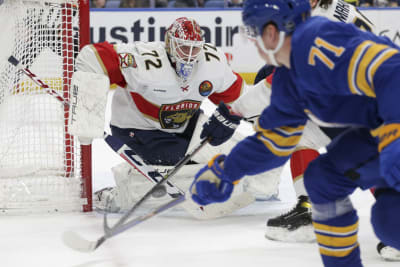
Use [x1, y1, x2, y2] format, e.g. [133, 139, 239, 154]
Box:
[190, 154, 236, 205]
[201, 102, 241, 146]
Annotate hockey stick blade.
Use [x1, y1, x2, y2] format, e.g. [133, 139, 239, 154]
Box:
[63, 196, 185, 252]
[104, 196, 186, 236]
[62, 231, 105, 253]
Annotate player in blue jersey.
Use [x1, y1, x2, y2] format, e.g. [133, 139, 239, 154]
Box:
[190, 0, 400, 266]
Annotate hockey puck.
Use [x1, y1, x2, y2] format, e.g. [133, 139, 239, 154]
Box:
[151, 185, 167, 198]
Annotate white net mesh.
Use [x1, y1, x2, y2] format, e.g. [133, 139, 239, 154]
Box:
[0, 0, 88, 213]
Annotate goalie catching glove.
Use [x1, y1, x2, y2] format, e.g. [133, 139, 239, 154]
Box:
[190, 154, 239, 205]
[201, 102, 241, 146]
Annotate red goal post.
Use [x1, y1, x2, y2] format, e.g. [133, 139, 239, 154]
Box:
[0, 0, 92, 213]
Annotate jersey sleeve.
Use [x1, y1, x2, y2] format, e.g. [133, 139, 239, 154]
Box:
[223, 68, 308, 181]
[208, 48, 245, 105]
[370, 52, 400, 153]
[77, 42, 127, 88]
[230, 77, 272, 121]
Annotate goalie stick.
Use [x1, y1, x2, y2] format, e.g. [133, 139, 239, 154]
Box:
[63, 138, 208, 252]
[8, 56, 70, 107]
[63, 136, 255, 252]
[103, 130, 255, 220]
[104, 132, 185, 199]
[103, 132, 209, 218]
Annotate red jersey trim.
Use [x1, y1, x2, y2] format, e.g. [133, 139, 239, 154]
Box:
[130, 92, 160, 121]
[208, 72, 244, 105]
[92, 42, 127, 88]
[265, 69, 275, 86]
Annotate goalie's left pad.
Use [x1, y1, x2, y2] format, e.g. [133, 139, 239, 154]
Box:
[191, 154, 238, 205]
[68, 71, 109, 141]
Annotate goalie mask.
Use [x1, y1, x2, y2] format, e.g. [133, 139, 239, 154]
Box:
[165, 17, 204, 81]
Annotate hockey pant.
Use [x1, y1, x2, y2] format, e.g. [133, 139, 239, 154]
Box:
[110, 110, 202, 166]
[304, 127, 400, 267]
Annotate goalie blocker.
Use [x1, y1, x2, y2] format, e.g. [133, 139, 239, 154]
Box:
[68, 71, 109, 143]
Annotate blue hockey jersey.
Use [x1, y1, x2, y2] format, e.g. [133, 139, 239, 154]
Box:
[224, 16, 400, 182]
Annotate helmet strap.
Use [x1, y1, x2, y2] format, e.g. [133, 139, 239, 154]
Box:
[175, 61, 195, 82]
[256, 31, 286, 67]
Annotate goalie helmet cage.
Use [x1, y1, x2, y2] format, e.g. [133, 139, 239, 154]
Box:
[0, 0, 92, 213]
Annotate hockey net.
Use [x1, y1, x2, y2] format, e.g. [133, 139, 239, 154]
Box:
[0, 0, 91, 213]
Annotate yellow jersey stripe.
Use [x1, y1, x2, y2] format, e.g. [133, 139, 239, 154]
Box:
[377, 123, 400, 152]
[254, 121, 304, 135]
[257, 133, 294, 157]
[356, 44, 388, 97]
[319, 243, 359, 257]
[313, 221, 358, 235]
[316, 233, 358, 247]
[348, 41, 373, 95]
[254, 122, 304, 156]
[258, 129, 302, 148]
[274, 125, 305, 135]
[370, 124, 383, 137]
[369, 48, 399, 91]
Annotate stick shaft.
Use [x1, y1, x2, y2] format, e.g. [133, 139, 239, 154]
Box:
[104, 133, 184, 197]
[105, 138, 208, 232]
[8, 56, 70, 106]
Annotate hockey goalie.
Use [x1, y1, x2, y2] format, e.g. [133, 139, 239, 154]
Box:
[68, 17, 285, 219]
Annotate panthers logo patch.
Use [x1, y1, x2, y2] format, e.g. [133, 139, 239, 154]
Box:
[159, 100, 201, 129]
[119, 53, 137, 68]
[199, 80, 213, 96]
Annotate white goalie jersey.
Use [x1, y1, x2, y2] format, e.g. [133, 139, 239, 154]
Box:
[76, 41, 245, 134]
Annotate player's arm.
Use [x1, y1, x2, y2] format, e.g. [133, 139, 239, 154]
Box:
[207, 46, 245, 106]
[191, 68, 308, 204]
[231, 72, 274, 123]
[191, 103, 307, 205]
[200, 46, 246, 146]
[225, 104, 307, 181]
[76, 42, 127, 87]
[68, 42, 126, 141]
[368, 52, 400, 191]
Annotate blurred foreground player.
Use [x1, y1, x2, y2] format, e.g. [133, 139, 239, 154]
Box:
[190, 0, 400, 266]
[236, 0, 374, 242]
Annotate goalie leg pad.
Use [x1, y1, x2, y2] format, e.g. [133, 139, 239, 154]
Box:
[96, 161, 254, 218]
[243, 165, 282, 200]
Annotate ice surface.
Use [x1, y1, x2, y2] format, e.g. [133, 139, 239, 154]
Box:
[1, 97, 397, 267]
[2, 145, 397, 267]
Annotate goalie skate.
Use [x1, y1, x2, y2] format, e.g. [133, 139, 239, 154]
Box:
[94, 187, 122, 213]
[377, 242, 400, 261]
[265, 196, 315, 243]
[94, 185, 170, 213]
